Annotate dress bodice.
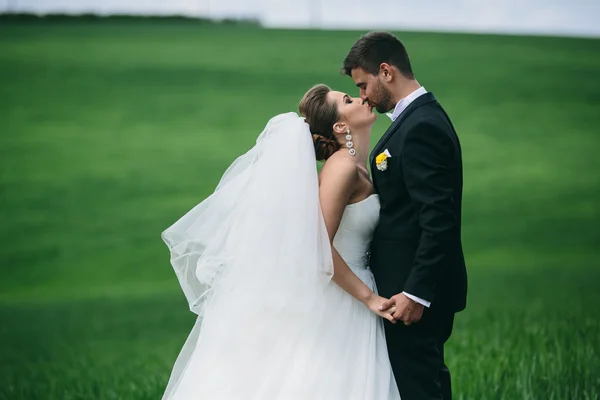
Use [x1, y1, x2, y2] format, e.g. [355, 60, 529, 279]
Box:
[332, 194, 380, 273]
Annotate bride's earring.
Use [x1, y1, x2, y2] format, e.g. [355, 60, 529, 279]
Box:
[346, 128, 356, 156]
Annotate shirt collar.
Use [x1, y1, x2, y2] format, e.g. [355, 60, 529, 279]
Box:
[386, 86, 428, 121]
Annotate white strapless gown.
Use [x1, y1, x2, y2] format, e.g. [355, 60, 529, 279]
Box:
[164, 194, 401, 400]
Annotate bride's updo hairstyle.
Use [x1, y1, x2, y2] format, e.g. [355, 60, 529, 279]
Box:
[299, 84, 342, 161]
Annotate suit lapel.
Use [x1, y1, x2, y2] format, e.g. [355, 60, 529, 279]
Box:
[370, 92, 437, 166]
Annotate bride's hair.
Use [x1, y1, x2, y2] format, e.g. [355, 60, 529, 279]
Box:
[299, 84, 341, 161]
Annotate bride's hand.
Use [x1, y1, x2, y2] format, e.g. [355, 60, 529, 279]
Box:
[365, 295, 397, 324]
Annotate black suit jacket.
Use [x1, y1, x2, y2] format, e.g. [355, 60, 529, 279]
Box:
[370, 92, 467, 313]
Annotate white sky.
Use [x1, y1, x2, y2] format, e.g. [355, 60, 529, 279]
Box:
[6, 0, 600, 38]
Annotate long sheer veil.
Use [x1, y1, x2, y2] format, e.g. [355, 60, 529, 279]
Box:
[160, 112, 334, 398]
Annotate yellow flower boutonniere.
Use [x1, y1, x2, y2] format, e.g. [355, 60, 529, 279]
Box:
[375, 149, 392, 171]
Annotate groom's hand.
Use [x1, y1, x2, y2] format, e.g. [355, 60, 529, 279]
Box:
[379, 293, 424, 326]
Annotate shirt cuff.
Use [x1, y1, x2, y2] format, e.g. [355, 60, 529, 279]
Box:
[403, 292, 431, 308]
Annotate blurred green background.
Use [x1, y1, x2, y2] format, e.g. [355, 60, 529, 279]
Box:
[1, 20, 599, 399]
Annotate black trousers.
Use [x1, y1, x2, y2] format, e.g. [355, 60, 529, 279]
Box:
[384, 307, 455, 400]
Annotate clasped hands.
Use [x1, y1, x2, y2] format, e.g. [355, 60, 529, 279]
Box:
[366, 292, 424, 325]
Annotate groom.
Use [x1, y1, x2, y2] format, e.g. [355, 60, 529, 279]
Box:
[342, 32, 468, 400]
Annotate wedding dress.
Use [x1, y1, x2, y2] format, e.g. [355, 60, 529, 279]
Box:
[161, 113, 401, 400]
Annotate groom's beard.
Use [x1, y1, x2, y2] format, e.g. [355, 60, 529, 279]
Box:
[374, 82, 395, 114]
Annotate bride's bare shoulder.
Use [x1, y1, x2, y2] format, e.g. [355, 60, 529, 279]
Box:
[318, 152, 358, 185]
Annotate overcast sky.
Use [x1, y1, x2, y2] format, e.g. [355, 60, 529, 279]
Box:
[6, 0, 600, 37]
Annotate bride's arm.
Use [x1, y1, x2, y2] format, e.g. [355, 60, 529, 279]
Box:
[319, 155, 395, 323]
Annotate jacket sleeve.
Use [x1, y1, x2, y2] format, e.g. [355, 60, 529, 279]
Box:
[401, 122, 458, 303]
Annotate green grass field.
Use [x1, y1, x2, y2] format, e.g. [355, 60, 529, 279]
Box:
[1, 20, 599, 399]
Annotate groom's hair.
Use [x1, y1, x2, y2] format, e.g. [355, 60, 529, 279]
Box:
[342, 31, 414, 79]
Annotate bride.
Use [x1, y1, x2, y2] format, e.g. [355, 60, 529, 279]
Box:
[161, 84, 401, 400]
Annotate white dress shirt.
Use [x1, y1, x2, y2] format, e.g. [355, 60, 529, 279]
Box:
[385, 86, 432, 308]
[387, 86, 428, 122]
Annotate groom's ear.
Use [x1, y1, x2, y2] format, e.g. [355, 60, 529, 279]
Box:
[379, 63, 394, 82]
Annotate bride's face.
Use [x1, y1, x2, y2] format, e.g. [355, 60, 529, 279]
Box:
[326, 90, 377, 133]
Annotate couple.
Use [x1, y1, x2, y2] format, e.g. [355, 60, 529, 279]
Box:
[161, 32, 467, 400]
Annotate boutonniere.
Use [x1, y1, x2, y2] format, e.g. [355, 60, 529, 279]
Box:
[375, 149, 392, 171]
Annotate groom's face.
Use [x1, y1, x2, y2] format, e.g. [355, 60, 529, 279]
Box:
[350, 68, 395, 114]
